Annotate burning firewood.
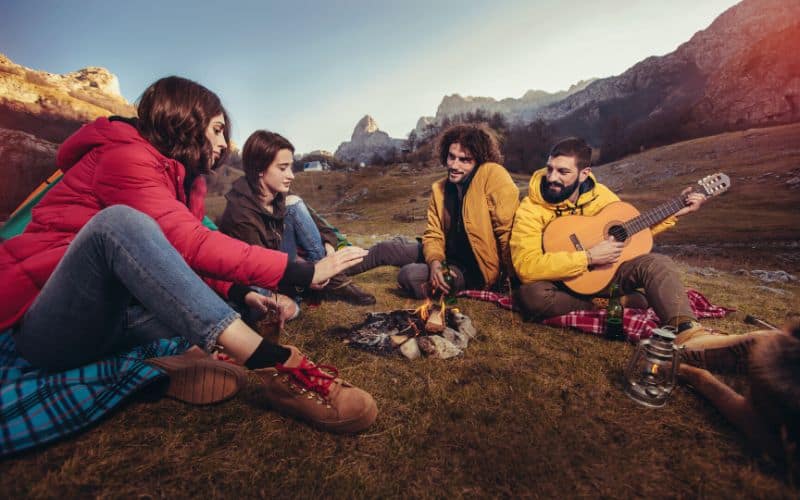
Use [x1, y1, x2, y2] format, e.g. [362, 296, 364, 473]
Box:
[335, 302, 477, 360]
[425, 308, 445, 333]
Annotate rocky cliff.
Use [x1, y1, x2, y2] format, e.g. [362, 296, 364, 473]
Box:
[335, 115, 405, 164]
[534, 0, 800, 149]
[434, 79, 595, 124]
[0, 53, 134, 219]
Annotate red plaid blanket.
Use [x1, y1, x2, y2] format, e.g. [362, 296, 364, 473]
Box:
[458, 289, 733, 342]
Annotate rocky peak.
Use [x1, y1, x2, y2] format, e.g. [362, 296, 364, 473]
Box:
[352, 114, 380, 140]
[0, 52, 134, 143]
[336, 115, 405, 164]
[433, 79, 596, 124]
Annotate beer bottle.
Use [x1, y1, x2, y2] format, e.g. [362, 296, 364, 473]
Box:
[440, 260, 457, 305]
[605, 283, 625, 341]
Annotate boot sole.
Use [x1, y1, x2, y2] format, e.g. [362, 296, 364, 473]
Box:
[681, 336, 756, 374]
[317, 398, 379, 434]
[147, 357, 247, 405]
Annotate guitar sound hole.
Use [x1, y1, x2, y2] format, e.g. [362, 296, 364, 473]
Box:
[608, 225, 629, 242]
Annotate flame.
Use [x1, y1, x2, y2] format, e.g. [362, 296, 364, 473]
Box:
[650, 364, 659, 375]
[414, 298, 433, 321]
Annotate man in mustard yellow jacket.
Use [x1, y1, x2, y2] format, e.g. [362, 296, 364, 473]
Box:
[510, 137, 714, 345]
[397, 124, 519, 298]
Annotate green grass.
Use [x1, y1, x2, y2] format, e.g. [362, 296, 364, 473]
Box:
[2, 126, 799, 497]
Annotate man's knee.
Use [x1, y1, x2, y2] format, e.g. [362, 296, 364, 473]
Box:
[373, 239, 422, 266]
[397, 263, 428, 299]
[516, 281, 556, 317]
[632, 252, 678, 274]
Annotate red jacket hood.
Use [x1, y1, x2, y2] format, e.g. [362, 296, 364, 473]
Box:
[56, 117, 154, 171]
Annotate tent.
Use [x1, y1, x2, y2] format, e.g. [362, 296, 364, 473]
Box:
[0, 170, 219, 240]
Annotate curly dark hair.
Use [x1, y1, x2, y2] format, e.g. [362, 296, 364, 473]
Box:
[242, 130, 295, 193]
[136, 76, 230, 176]
[436, 123, 503, 167]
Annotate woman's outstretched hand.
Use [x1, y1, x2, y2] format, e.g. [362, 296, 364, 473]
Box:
[312, 246, 368, 285]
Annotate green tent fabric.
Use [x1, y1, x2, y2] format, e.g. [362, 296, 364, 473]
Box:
[0, 176, 61, 241]
[1, 174, 219, 240]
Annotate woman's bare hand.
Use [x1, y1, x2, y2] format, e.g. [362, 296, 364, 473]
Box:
[312, 246, 368, 285]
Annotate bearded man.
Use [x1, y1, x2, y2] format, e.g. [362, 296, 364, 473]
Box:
[510, 137, 718, 346]
[397, 123, 519, 298]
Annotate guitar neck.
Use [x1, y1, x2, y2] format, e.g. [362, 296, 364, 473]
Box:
[623, 196, 687, 236]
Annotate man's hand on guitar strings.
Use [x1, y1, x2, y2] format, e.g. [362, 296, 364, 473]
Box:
[675, 186, 708, 218]
[587, 237, 624, 266]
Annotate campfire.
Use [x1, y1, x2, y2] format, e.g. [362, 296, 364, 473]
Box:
[332, 299, 477, 360]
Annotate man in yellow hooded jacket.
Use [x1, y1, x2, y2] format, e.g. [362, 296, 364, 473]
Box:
[397, 123, 519, 298]
[510, 137, 715, 345]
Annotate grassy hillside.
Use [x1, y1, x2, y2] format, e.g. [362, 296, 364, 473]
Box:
[3, 126, 798, 497]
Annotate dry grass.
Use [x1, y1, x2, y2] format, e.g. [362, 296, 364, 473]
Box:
[2, 126, 799, 498]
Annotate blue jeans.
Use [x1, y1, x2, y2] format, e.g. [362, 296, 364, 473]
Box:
[14, 205, 240, 371]
[280, 198, 325, 263]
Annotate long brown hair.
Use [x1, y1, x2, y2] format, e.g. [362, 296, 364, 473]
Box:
[136, 76, 230, 176]
[242, 130, 295, 193]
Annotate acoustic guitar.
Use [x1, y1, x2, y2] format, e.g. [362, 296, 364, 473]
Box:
[541, 173, 731, 295]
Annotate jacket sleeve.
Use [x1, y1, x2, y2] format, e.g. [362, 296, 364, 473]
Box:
[650, 216, 677, 236]
[510, 197, 590, 284]
[422, 183, 446, 265]
[92, 147, 303, 292]
[487, 169, 520, 279]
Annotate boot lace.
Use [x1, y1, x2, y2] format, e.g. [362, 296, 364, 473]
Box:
[276, 357, 339, 398]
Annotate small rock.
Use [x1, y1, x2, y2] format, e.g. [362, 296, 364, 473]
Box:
[390, 334, 408, 347]
[751, 269, 797, 283]
[443, 327, 469, 349]
[451, 312, 477, 339]
[420, 335, 462, 359]
[688, 266, 720, 277]
[399, 338, 421, 360]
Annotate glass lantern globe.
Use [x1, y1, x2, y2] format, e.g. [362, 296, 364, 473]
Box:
[624, 327, 680, 408]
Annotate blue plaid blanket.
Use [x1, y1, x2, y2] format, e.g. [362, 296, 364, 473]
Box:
[0, 330, 189, 457]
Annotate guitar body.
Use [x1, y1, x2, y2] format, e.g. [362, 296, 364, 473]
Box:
[542, 201, 654, 295]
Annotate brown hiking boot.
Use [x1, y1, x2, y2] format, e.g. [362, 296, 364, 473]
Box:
[146, 348, 247, 405]
[253, 347, 378, 433]
[325, 282, 377, 305]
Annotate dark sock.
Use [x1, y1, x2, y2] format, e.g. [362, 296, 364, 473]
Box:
[244, 340, 291, 369]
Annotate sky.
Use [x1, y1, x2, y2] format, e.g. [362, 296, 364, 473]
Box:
[1, 0, 741, 154]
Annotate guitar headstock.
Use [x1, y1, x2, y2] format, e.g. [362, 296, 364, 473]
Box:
[696, 172, 731, 197]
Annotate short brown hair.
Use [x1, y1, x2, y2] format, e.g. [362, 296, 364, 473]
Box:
[136, 76, 230, 176]
[549, 137, 592, 169]
[242, 130, 295, 191]
[436, 123, 503, 167]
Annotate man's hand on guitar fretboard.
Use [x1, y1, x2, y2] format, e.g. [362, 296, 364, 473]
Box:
[674, 186, 708, 218]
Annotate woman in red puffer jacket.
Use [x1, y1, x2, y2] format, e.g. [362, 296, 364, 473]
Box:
[0, 76, 377, 434]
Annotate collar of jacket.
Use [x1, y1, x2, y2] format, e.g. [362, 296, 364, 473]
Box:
[226, 176, 286, 220]
[527, 167, 599, 214]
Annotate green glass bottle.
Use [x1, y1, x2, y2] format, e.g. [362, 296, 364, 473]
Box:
[440, 260, 457, 305]
[605, 283, 625, 341]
